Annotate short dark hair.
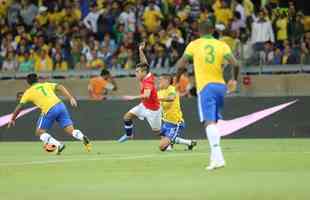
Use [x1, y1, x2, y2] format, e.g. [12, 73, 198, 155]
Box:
[26, 73, 38, 85]
[161, 74, 173, 85]
[136, 62, 149, 73]
[100, 69, 111, 77]
[199, 20, 215, 35]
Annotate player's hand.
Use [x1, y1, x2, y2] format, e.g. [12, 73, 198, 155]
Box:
[139, 41, 146, 51]
[7, 119, 15, 128]
[70, 98, 78, 107]
[227, 80, 237, 94]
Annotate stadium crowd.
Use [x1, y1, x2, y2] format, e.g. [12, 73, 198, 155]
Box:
[0, 0, 309, 73]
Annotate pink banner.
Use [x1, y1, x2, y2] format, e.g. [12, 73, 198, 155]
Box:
[216, 100, 297, 136]
[0, 107, 38, 127]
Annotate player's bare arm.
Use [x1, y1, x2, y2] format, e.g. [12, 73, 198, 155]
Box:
[127, 88, 152, 100]
[139, 41, 149, 65]
[225, 54, 240, 93]
[158, 93, 176, 102]
[7, 103, 24, 128]
[56, 84, 77, 107]
[175, 55, 190, 83]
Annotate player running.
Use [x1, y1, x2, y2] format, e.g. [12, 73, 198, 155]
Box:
[157, 74, 197, 151]
[176, 21, 240, 170]
[8, 73, 91, 155]
[118, 42, 161, 142]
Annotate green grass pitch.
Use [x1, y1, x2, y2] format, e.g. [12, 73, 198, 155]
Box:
[0, 139, 310, 200]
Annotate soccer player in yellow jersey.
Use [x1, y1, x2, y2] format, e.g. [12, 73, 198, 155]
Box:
[8, 73, 91, 155]
[157, 75, 197, 151]
[176, 21, 240, 170]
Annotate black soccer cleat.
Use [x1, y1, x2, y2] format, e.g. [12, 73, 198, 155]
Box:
[83, 136, 92, 152]
[56, 143, 66, 155]
[187, 140, 197, 151]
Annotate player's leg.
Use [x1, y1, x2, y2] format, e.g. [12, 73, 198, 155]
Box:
[159, 136, 171, 151]
[36, 114, 65, 155]
[198, 84, 226, 170]
[173, 123, 197, 150]
[56, 103, 92, 152]
[147, 108, 162, 136]
[118, 104, 140, 143]
[63, 125, 91, 152]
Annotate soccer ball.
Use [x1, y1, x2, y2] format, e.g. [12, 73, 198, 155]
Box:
[43, 144, 57, 152]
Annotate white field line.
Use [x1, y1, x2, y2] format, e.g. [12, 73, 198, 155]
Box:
[0, 152, 209, 167]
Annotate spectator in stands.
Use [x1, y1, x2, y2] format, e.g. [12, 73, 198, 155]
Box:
[19, 51, 34, 72]
[150, 45, 169, 68]
[83, 3, 102, 34]
[115, 45, 128, 69]
[53, 53, 68, 71]
[98, 45, 112, 67]
[20, 0, 38, 27]
[114, 22, 126, 44]
[275, 11, 288, 43]
[282, 46, 298, 64]
[2, 51, 18, 71]
[273, 47, 282, 65]
[102, 33, 117, 55]
[214, 0, 233, 27]
[123, 49, 135, 70]
[88, 69, 117, 101]
[234, 0, 245, 25]
[36, 6, 49, 27]
[231, 11, 245, 35]
[300, 42, 310, 64]
[7, 0, 21, 27]
[288, 11, 305, 44]
[97, 5, 116, 40]
[251, 10, 275, 52]
[118, 3, 136, 33]
[143, 1, 163, 33]
[75, 54, 89, 70]
[87, 49, 105, 69]
[34, 49, 53, 72]
[262, 41, 275, 65]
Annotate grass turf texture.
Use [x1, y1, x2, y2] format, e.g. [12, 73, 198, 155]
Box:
[0, 139, 310, 200]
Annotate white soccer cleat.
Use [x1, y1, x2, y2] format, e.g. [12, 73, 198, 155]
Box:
[206, 161, 225, 171]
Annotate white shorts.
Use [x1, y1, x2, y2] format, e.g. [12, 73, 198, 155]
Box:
[129, 103, 162, 131]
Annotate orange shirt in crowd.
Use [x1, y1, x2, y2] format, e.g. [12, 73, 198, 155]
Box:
[174, 74, 191, 95]
[88, 76, 108, 100]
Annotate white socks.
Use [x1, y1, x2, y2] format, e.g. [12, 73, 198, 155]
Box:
[40, 133, 61, 147]
[72, 129, 84, 141]
[206, 124, 225, 164]
[175, 137, 192, 146]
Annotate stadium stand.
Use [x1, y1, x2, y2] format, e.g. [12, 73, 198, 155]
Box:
[0, 0, 309, 79]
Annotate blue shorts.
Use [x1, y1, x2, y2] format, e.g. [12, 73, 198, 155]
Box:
[197, 83, 227, 123]
[160, 121, 185, 142]
[37, 103, 73, 130]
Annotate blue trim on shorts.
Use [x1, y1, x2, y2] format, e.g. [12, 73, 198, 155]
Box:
[160, 121, 185, 142]
[37, 102, 73, 130]
[197, 83, 227, 123]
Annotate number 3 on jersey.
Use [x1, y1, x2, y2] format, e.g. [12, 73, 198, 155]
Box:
[204, 45, 215, 64]
[36, 86, 48, 96]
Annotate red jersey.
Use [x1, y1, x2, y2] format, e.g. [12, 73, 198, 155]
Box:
[140, 73, 160, 110]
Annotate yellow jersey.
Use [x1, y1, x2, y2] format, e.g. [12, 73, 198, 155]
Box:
[158, 85, 184, 124]
[184, 35, 232, 93]
[20, 82, 61, 114]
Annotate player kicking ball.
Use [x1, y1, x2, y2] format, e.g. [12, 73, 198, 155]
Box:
[176, 21, 240, 170]
[157, 74, 197, 151]
[8, 73, 91, 155]
[118, 42, 161, 142]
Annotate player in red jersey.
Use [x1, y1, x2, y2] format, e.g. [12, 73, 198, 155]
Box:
[118, 42, 161, 142]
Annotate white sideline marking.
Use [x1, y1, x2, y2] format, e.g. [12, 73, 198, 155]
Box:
[0, 152, 209, 167]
